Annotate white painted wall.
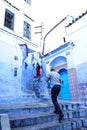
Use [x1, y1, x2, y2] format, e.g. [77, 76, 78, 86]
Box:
[44, 13, 87, 69]
[0, 0, 38, 101]
[66, 14, 87, 66]
[0, 30, 22, 97]
[0, 0, 35, 44]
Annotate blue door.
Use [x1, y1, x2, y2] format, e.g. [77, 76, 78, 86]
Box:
[59, 69, 71, 100]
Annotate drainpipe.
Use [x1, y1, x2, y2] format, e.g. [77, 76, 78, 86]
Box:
[42, 15, 69, 56]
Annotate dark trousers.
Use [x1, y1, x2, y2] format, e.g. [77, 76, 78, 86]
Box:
[51, 84, 62, 115]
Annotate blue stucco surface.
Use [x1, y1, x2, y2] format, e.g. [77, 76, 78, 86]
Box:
[76, 62, 87, 83]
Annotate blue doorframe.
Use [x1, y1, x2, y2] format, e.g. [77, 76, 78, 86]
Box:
[59, 69, 71, 100]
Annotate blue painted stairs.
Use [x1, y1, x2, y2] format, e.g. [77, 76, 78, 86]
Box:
[0, 101, 87, 130]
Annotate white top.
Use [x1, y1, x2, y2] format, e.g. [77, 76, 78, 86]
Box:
[46, 71, 61, 87]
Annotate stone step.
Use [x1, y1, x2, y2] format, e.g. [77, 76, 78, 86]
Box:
[0, 101, 87, 130]
[0, 101, 87, 123]
[76, 128, 87, 130]
[0, 102, 53, 116]
[0, 101, 85, 115]
[0, 94, 40, 104]
[11, 116, 87, 130]
[9, 108, 87, 128]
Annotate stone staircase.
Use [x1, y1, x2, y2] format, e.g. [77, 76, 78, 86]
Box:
[0, 100, 87, 130]
[32, 77, 42, 98]
[32, 76, 46, 98]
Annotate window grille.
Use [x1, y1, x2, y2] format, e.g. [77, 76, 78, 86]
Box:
[4, 9, 14, 30]
[23, 21, 31, 39]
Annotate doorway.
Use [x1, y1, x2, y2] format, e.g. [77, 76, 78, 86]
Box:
[59, 69, 71, 100]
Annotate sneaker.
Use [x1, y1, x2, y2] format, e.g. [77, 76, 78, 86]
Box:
[59, 114, 64, 122]
[53, 110, 59, 114]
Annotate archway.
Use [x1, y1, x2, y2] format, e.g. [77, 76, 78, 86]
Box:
[50, 56, 71, 100]
[59, 69, 71, 100]
[50, 56, 66, 67]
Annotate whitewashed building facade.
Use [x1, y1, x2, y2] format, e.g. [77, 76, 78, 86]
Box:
[44, 10, 87, 105]
[0, 0, 45, 102]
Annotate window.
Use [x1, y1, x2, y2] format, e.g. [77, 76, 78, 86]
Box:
[23, 21, 31, 39]
[4, 9, 14, 30]
[24, 0, 31, 5]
